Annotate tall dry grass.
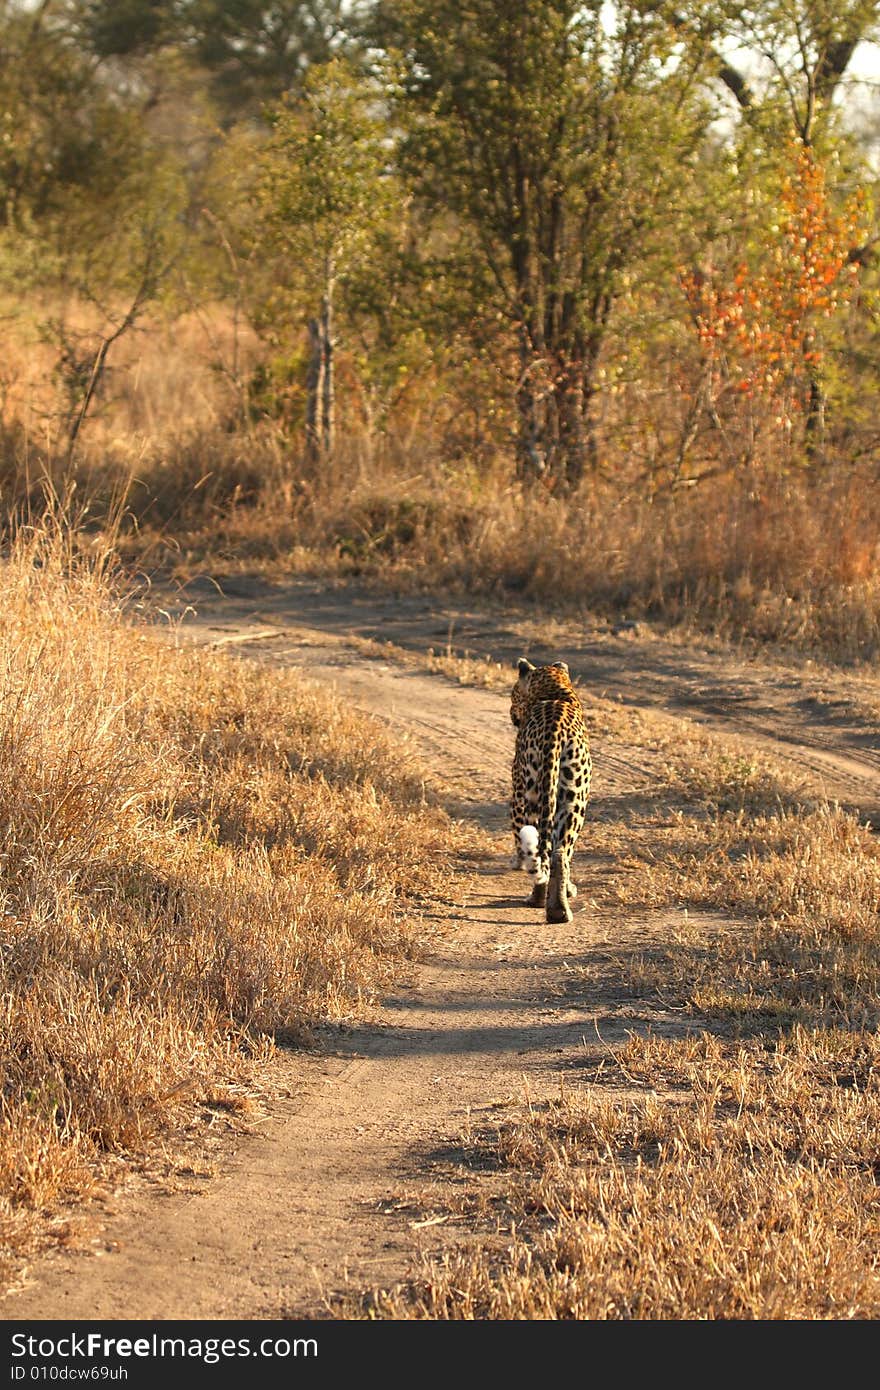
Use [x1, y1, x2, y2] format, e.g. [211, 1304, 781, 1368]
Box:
[2, 300, 880, 664]
[0, 512, 463, 1280]
[141, 454, 880, 662]
[371, 1033, 880, 1318]
[350, 676, 880, 1320]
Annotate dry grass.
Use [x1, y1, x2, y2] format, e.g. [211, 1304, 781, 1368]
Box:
[0, 513, 467, 1284]
[351, 705, 880, 1319]
[2, 303, 880, 666]
[119, 454, 880, 667]
[367, 1036, 880, 1318]
[4, 293, 880, 1314]
[346, 637, 514, 692]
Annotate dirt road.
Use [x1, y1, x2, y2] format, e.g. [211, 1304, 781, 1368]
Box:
[6, 576, 880, 1320]
[151, 573, 880, 822]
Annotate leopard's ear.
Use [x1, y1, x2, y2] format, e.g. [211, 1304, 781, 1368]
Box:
[517, 658, 535, 677]
[557, 661, 569, 673]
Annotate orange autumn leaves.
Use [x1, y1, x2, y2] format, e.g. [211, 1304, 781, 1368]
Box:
[680, 144, 866, 419]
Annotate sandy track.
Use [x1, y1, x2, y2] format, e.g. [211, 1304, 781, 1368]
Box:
[165, 574, 880, 821]
[6, 578, 880, 1320]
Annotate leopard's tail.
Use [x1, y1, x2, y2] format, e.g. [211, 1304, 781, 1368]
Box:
[539, 717, 573, 923]
[538, 719, 564, 881]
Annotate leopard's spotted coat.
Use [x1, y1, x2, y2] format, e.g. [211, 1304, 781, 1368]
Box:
[510, 658, 591, 924]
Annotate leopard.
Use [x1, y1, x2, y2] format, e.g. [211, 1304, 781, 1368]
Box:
[509, 658, 592, 924]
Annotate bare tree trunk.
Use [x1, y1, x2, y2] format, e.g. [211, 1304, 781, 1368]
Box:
[550, 350, 603, 491]
[515, 383, 545, 481]
[582, 374, 601, 480]
[320, 279, 334, 457]
[306, 260, 335, 466]
[805, 374, 826, 462]
[803, 333, 826, 465]
[305, 317, 325, 466]
[555, 360, 588, 490]
[515, 332, 546, 482]
[63, 250, 161, 465]
[66, 337, 112, 463]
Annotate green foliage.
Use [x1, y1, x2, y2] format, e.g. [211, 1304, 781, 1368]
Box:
[250, 57, 402, 434]
[0, 3, 148, 230]
[0, 0, 877, 482]
[82, 0, 177, 57]
[728, 2, 880, 145]
[375, 0, 720, 483]
[256, 58, 395, 283]
[84, 0, 365, 117]
[186, 0, 360, 114]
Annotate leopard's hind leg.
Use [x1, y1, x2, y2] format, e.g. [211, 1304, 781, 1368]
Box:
[546, 855, 571, 923]
[546, 790, 587, 924]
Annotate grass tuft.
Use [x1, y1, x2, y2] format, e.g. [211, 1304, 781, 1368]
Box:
[0, 513, 467, 1277]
